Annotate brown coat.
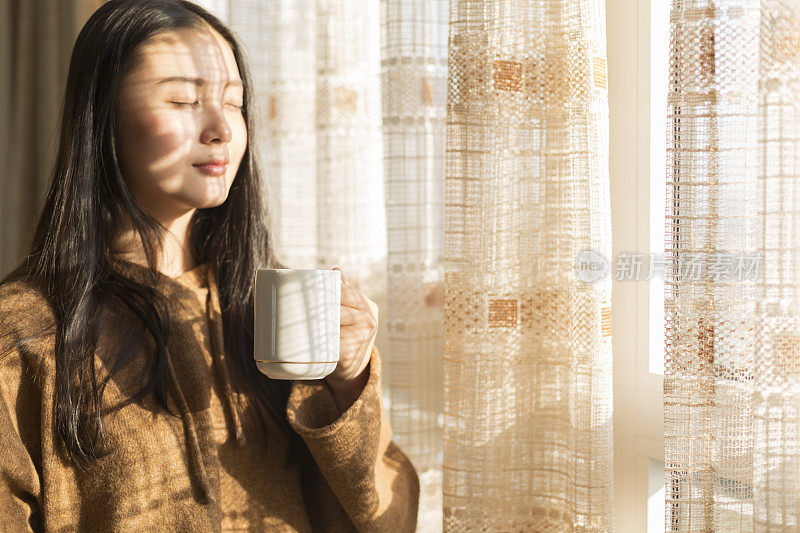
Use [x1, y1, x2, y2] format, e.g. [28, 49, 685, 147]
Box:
[0, 258, 419, 531]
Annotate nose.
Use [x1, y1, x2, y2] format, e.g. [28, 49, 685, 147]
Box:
[199, 104, 232, 145]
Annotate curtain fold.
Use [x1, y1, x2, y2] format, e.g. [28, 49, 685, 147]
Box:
[0, 0, 101, 277]
[443, 1, 613, 530]
[225, 0, 389, 370]
[228, 0, 387, 297]
[665, 0, 800, 530]
[227, 0, 319, 270]
[198, 0, 455, 526]
[380, 0, 448, 528]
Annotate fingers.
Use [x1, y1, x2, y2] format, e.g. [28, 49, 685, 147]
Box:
[340, 305, 359, 326]
[340, 304, 377, 327]
[340, 324, 378, 349]
[332, 267, 370, 311]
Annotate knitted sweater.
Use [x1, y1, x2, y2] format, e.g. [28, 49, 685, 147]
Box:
[0, 258, 420, 531]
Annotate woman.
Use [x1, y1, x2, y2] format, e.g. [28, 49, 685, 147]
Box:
[0, 0, 420, 531]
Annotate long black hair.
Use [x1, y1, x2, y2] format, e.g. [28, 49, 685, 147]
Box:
[0, 0, 309, 472]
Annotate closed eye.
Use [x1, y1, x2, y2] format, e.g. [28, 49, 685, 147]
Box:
[172, 101, 198, 108]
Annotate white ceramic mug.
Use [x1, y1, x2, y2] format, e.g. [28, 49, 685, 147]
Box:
[254, 268, 341, 380]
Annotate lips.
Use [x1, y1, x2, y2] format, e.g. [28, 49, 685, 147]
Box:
[193, 158, 228, 176]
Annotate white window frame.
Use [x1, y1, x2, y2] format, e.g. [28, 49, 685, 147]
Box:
[608, 0, 666, 530]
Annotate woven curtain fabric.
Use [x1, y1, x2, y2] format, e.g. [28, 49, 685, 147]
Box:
[665, 1, 800, 530]
[315, 0, 386, 288]
[381, 0, 448, 527]
[227, 0, 386, 295]
[444, 1, 613, 531]
[229, 0, 320, 270]
[0, 0, 102, 277]
[193, 0, 229, 18]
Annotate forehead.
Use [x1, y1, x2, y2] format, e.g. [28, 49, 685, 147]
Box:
[131, 25, 241, 84]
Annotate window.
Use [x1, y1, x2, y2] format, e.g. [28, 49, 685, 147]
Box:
[609, 0, 668, 530]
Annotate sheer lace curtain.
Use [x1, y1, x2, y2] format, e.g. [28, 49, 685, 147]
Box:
[665, 0, 800, 530]
[219, 0, 446, 529]
[380, 0, 447, 527]
[0, 0, 103, 277]
[214, 0, 614, 530]
[443, 0, 613, 530]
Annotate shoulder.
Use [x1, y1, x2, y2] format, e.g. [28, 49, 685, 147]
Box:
[0, 278, 56, 364]
[0, 277, 55, 327]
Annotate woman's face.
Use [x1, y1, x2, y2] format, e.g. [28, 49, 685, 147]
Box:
[116, 25, 247, 221]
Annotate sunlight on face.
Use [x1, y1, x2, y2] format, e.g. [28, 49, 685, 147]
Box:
[116, 24, 247, 220]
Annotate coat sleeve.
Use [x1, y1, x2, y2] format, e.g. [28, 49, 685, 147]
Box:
[285, 346, 420, 532]
[0, 314, 43, 532]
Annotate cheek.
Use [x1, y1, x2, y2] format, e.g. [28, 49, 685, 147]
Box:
[231, 115, 248, 165]
[142, 113, 194, 159]
[121, 110, 195, 176]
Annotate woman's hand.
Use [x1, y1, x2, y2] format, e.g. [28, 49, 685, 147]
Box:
[325, 266, 379, 412]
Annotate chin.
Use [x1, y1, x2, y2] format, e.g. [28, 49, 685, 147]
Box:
[197, 194, 230, 209]
[185, 183, 232, 209]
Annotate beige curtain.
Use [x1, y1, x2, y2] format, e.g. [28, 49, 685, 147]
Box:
[225, 0, 388, 309]
[225, 0, 454, 529]
[381, 0, 448, 528]
[0, 0, 101, 277]
[226, 1, 451, 528]
[443, 1, 614, 531]
[665, 0, 800, 530]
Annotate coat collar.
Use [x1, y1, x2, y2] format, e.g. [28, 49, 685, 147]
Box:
[109, 256, 210, 293]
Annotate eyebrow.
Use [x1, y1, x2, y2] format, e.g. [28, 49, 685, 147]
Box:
[156, 76, 243, 88]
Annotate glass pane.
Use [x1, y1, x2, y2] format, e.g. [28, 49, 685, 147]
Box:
[648, 458, 666, 533]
